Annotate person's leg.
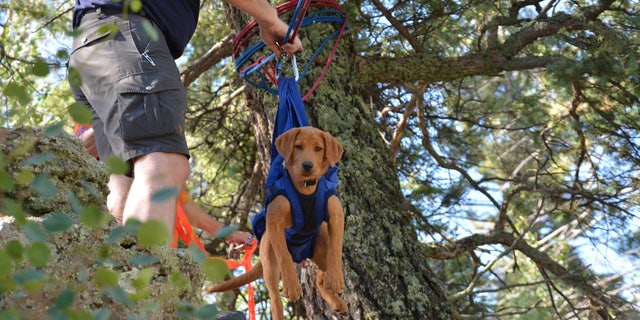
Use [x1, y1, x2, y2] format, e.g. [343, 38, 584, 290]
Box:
[123, 152, 189, 233]
[107, 174, 133, 225]
[70, 11, 189, 237]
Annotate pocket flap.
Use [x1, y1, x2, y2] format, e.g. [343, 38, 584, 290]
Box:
[71, 28, 112, 55]
[117, 73, 183, 94]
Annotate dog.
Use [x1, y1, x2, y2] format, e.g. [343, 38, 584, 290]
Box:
[208, 126, 347, 319]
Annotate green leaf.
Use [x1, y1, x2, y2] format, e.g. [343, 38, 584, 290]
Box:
[0, 170, 14, 192]
[27, 242, 50, 267]
[43, 213, 74, 233]
[142, 20, 159, 41]
[5, 240, 24, 261]
[195, 304, 219, 319]
[129, 254, 159, 267]
[67, 67, 82, 88]
[31, 57, 50, 77]
[107, 226, 128, 245]
[22, 153, 54, 166]
[43, 122, 65, 136]
[0, 277, 17, 295]
[129, 0, 143, 13]
[2, 82, 31, 106]
[131, 268, 154, 290]
[97, 23, 118, 36]
[23, 222, 48, 242]
[8, 136, 35, 158]
[106, 155, 130, 175]
[200, 258, 229, 282]
[53, 288, 75, 309]
[0, 252, 13, 277]
[151, 187, 178, 202]
[0, 251, 13, 282]
[92, 309, 112, 320]
[68, 103, 93, 125]
[103, 286, 132, 306]
[2, 199, 26, 224]
[31, 173, 57, 197]
[216, 225, 239, 240]
[169, 272, 189, 290]
[136, 220, 171, 247]
[188, 244, 207, 264]
[94, 267, 118, 288]
[16, 170, 35, 186]
[12, 269, 45, 285]
[80, 205, 111, 227]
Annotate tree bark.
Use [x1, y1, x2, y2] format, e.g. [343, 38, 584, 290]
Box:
[226, 6, 453, 318]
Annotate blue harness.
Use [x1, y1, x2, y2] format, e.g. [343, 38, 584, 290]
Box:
[250, 77, 339, 263]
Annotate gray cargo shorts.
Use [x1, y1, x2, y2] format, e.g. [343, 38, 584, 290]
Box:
[68, 8, 189, 167]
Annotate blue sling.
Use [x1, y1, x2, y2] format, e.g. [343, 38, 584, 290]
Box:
[250, 76, 339, 263]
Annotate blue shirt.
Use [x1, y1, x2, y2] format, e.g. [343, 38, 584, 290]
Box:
[73, 0, 199, 59]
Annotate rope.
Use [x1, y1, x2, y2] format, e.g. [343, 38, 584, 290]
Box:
[233, 0, 347, 100]
[171, 199, 257, 320]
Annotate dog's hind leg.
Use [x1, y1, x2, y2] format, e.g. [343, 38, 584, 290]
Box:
[315, 269, 348, 315]
[312, 224, 348, 315]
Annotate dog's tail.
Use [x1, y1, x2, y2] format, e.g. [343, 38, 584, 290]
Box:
[207, 261, 263, 293]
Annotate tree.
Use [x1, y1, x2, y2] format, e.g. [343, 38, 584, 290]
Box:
[2, 0, 639, 319]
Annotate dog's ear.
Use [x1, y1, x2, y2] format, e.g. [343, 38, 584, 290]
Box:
[275, 127, 301, 162]
[322, 131, 344, 166]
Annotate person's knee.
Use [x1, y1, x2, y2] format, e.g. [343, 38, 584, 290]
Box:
[133, 152, 189, 184]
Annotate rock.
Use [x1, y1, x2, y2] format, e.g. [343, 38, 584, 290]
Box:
[0, 126, 213, 319]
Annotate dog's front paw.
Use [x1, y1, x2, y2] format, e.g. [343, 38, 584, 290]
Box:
[324, 272, 345, 293]
[282, 277, 302, 301]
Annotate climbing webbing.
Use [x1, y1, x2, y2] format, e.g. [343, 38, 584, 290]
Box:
[233, 0, 347, 100]
[171, 205, 258, 320]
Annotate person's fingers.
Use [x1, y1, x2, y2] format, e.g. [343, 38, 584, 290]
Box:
[280, 41, 302, 56]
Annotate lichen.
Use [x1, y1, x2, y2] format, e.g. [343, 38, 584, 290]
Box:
[0, 126, 213, 319]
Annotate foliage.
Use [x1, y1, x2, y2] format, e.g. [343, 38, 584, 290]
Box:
[2, 0, 640, 319]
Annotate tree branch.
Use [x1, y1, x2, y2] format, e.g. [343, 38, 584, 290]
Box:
[181, 34, 234, 87]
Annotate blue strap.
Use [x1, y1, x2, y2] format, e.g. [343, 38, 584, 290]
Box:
[271, 76, 309, 163]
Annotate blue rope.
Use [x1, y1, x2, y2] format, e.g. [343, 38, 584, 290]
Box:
[235, 8, 347, 94]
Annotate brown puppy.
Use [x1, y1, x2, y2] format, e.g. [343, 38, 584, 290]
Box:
[208, 126, 347, 319]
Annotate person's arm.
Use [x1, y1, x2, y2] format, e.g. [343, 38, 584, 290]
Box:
[225, 0, 303, 57]
[181, 198, 252, 244]
[78, 127, 99, 159]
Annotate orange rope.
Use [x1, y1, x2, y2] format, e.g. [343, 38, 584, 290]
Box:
[170, 193, 257, 320]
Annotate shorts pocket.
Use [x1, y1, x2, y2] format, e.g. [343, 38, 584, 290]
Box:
[117, 74, 187, 143]
[70, 27, 113, 56]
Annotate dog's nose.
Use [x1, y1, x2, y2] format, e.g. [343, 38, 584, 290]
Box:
[302, 161, 314, 172]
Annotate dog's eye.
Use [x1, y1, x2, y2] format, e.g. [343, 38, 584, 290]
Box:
[315, 146, 323, 152]
[295, 145, 303, 150]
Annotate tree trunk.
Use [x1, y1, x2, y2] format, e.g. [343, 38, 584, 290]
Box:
[227, 5, 453, 319]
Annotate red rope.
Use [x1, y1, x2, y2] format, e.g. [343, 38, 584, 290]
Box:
[232, 0, 345, 58]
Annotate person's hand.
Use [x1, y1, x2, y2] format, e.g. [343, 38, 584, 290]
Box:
[259, 18, 303, 58]
[79, 127, 99, 159]
[226, 230, 253, 246]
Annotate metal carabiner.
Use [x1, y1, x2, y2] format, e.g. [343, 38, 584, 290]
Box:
[275, 42, 299, 81]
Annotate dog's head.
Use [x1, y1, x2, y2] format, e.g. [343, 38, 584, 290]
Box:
[275, 126, 344, 192]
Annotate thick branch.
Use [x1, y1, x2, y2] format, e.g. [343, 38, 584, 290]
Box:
[424, 232, 630, 316]
[357, 54, 561, 84]
[181, 34, 234, 87]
